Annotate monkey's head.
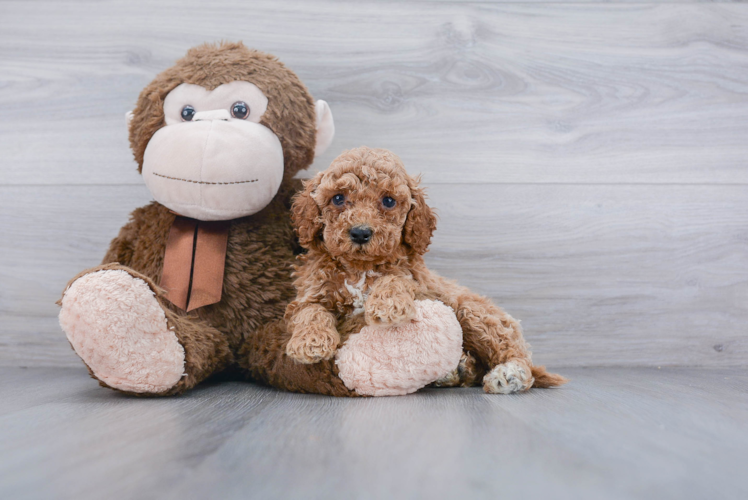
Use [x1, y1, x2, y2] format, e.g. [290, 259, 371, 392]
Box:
[127, 42, 334, 221]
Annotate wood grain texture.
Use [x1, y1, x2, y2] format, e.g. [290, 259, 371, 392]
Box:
[1, 1, 748, 185]
[2, 183, 746, 367]
[1, 0, 747, 368]
[1, 367, 747, 500]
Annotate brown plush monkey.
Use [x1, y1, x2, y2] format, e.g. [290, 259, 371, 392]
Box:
[58, 42, 355, 396]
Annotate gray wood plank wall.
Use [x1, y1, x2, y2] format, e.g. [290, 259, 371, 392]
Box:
[1, 0, 746, 367]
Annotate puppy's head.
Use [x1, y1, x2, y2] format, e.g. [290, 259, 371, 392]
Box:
[292, 147, 437, 262]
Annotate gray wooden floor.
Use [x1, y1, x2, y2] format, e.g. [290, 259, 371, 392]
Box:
[1, 367, 746, 500]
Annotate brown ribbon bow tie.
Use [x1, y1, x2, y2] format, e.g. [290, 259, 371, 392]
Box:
[161, 215, 231, 312]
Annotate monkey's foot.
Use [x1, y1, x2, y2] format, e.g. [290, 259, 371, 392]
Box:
[483, 359, 534, 394]
[336, 300, 463, 396]
[59, 269, 185, 394]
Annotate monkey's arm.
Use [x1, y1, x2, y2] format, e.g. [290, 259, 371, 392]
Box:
[101, 217, 139, 267]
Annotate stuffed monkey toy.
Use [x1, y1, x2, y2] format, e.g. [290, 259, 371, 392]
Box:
[58, 42, 357, 396]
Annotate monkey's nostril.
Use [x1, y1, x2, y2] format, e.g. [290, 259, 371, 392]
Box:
[349, 226, 373, 245]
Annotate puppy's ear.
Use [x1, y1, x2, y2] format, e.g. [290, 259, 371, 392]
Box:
[403, 175, 437, 255]
[292, 173, 324, 251]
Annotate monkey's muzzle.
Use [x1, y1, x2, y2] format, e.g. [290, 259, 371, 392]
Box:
[142, 116, 284, 221]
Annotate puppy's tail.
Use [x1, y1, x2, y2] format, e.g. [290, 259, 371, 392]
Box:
[531, 365, 568, 388]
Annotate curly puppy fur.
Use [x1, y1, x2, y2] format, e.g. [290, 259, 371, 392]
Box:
[286, 147, 566, 393]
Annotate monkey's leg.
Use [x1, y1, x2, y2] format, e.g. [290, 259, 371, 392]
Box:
[58, 264, 232, 396]
[238, 320, 358, 397]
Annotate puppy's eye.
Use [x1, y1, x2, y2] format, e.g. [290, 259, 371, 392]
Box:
[181, 105, 196, 121]
[382, 196, 396, 209]
[231, 101, 249, 119]
[332, 194, 345, 206]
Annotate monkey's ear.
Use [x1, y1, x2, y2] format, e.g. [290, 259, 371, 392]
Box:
[291, 173, 325, 251]
[314, 100, 335, 157]
[125, 111, 134, 129]
[403, 176, 438, 255]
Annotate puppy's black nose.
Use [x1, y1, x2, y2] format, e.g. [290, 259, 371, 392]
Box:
[349, 226, 373, 245]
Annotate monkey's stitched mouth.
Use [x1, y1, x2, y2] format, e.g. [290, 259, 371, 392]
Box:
[152, 172, 259, 185]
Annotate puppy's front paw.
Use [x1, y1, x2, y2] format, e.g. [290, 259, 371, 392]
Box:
[483, 360, 534, 394]
[364, 294, 417, 327]
[285, 327, 339, 364]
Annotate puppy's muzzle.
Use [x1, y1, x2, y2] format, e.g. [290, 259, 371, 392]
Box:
[349, 226, 373, 245]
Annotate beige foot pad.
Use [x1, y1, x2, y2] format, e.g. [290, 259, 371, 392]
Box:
[59, 269, 185, 393]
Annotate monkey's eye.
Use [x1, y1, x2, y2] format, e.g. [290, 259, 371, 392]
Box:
[181, 105, 196, 121]
[331, 194, 345, 206]
[382, 196, 397, 209]
[231, 101, 250, 119]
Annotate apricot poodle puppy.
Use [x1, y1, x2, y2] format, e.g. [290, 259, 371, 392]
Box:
[284, 146, 566, 394]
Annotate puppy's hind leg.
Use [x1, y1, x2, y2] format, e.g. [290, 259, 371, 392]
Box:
[453, 293, 565, 393]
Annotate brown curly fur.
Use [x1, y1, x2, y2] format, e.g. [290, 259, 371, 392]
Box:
[60, 42, 356, 396]
[283, 147, 566, 393]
